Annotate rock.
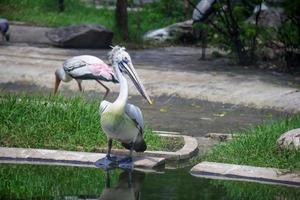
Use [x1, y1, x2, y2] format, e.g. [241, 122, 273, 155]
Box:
[46, 24, 113, 48]
[277, 129, 300, 151]
[143, 20, 194, 43]
[246, 6, 284, 28]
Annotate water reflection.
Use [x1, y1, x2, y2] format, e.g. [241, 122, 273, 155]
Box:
[0, 163, 299, 200]
[99, 170, 145, 200]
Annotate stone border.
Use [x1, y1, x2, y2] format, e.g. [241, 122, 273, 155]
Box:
[0, 147, 165, 171]
[190, 161, 300, 187]
[96, 132, 199, 162]
[0, 131, 198, 170]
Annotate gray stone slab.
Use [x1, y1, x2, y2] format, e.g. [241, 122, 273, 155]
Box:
[0, 147, 165, 169]
[190, 161, 300, 187]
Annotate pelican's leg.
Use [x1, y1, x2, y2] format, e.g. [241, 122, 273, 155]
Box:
[128, 170, 132, 188]
[105, 170, 111, 188]
[95, 80, 110, 99]
[119, 143, 134, 169]
[106, 138, 113, 159]
[95, 138, 116, 168]
[106, 138, 117, 161]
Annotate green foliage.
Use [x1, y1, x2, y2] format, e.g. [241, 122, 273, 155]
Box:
[203, 115, 300, 170]
[275, 0, 300, 72]
[196, 0, 264, 65]
[0, 0, 192, 43]
[1, 0, 105, 26]
[0, 94, 181, 152]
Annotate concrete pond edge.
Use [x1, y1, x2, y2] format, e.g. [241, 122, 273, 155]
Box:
[190, 161, 300, 188]
[96, 131, 199, 162]
[0, 147, 165, 171]
[0, 131, 198, 170]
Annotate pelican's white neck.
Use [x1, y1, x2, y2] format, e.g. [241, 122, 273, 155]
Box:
[112, 65, 128, 112]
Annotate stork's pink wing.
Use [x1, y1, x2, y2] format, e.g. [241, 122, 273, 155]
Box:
[88, 63, 117, 82]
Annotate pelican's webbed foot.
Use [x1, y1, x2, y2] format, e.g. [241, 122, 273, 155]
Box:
[107, 155, 118, 161]
[95, 155, 117, 169]
[118, 156, 133, 169]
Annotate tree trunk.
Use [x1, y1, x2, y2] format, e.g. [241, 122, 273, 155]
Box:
[184, 0, 189, 19]
[201, 30, 207, 60]
[58, 0, 65, 12]
[116, 0, 129, 41]
[234, 37, 249, 65]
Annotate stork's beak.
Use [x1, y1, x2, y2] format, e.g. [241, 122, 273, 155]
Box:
[121, 61, 152, 105]
[54, 74, 61, 94]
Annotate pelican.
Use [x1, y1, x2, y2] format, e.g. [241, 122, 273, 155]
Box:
[54, 55, 118, 99]
[99, 46, 152, 168]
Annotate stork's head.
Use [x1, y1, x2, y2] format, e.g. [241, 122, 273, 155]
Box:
[108, 46, 152, 105]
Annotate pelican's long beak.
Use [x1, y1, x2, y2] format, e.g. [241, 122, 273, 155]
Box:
[54, 74, 61, 94]
[121, 61, 152, 105]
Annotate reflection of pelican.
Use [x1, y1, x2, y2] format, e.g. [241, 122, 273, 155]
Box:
[99, 170, 145, 200]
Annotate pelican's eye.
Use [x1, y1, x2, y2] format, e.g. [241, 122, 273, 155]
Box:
[122, 56, 129, 64]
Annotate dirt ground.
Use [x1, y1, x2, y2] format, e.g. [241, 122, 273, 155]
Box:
[0, 24, 299, 136]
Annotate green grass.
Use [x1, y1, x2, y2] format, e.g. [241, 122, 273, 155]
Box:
[202, 115, 300, 170]
[210, 179, 300, 200]
[0, 94, 183, 152]
[0, 0, 185, 43]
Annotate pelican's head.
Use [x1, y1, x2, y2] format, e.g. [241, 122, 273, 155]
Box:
[108, 46, 152, 105]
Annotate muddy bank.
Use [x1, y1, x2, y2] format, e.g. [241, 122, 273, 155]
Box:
[0, 81, 288, 137]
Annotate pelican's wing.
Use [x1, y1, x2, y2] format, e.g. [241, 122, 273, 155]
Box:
[124, 103, 147, 152]
[63, 55, 117, 82]
[125, 103, 144, 131]
[99, 100, 111, 115]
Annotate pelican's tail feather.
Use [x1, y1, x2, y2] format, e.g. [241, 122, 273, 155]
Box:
[121, 133, 147, 152]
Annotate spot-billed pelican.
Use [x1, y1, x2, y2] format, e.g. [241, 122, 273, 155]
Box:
[54, 55, 118, 99]
[99, 46, 152, 168]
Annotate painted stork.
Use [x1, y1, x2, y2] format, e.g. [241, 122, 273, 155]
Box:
[54, 55, 118, 99]
[98, 46, 152, 168]
[0, 18, 9, 42]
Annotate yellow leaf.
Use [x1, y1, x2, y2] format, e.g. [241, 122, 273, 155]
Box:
[159, 108, 168, 112]
[213, 112, 226, 117]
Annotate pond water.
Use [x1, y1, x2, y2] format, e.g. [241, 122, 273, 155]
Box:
[0, 163, 299, 200]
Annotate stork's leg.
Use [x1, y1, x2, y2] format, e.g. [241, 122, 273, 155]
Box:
[76, 80, 83, 92]
[95, 80, 110, 99]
